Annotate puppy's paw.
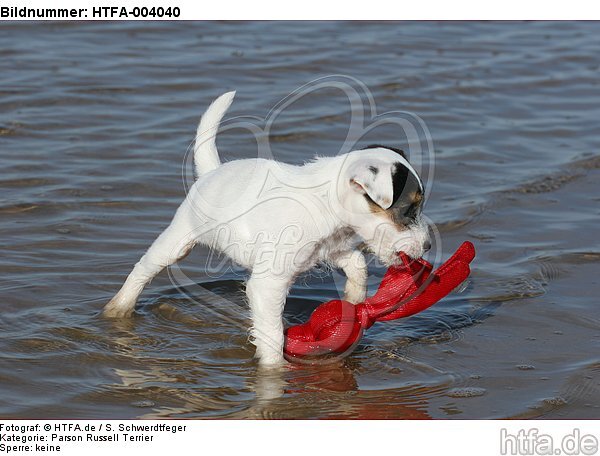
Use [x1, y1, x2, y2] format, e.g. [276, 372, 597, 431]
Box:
[102, 295, 136, 318]
[254, 346, 287, 367]
[258, 355, 287, 368]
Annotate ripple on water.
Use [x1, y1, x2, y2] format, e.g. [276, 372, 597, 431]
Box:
[516, 364, 536, 371]
[510, 172, 582, 194]
[542, 396, 568, 407]
[471, 276, 546, 303]
[131, 400, 156, 408]
[446, 387, 487, 398]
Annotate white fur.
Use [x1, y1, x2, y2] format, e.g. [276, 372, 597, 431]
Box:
[104, 92, 430, 366]
[194, 90, 235, 176]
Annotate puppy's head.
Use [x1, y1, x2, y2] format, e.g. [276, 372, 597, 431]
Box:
[339, 145, 430, 265]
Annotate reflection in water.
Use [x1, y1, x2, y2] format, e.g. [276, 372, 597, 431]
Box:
[95, 276, 490, 419]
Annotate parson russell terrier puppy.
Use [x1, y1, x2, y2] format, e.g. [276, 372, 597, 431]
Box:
[104, 92, 431, 366]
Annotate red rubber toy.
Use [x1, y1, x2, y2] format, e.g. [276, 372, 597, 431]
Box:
[284, 241, 476, 362]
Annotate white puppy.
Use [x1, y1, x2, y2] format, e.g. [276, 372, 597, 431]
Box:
[104, 92, 431, 366]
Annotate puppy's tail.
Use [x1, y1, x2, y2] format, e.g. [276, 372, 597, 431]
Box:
[194, 91, 236, 178]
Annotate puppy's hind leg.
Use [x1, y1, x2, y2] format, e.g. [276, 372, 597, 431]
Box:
[103, 207, 196, 318]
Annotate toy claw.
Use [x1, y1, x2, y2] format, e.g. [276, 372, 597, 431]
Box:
[284, 241, 476, 361]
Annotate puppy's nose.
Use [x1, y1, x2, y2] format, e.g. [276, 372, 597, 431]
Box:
[423, 240, 431, 252]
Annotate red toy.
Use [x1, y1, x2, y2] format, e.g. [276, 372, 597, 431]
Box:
[284, 241, 476, 362]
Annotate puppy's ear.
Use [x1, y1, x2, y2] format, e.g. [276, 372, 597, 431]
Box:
[348, 162, 394, 209]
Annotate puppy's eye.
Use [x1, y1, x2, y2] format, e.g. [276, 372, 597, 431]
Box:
[391, 202, 420, 225]
[405, 202, 419, 220]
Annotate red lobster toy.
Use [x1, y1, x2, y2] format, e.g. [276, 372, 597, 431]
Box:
[284, 241, 476, 362]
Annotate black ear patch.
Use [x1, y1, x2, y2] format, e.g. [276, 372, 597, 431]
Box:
[364, 144, 406, 158]
[391, 163, 410, 206]
[390, 163, 424, 224]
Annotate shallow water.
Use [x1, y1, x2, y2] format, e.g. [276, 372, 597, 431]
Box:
[1, 21, 599, 419]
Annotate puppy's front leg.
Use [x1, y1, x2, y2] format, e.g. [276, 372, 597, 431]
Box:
[245, 273, 291, 366]
[331, 250, 367, 304]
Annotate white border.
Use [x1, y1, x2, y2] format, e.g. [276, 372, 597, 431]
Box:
[0, 420, 599, 456]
